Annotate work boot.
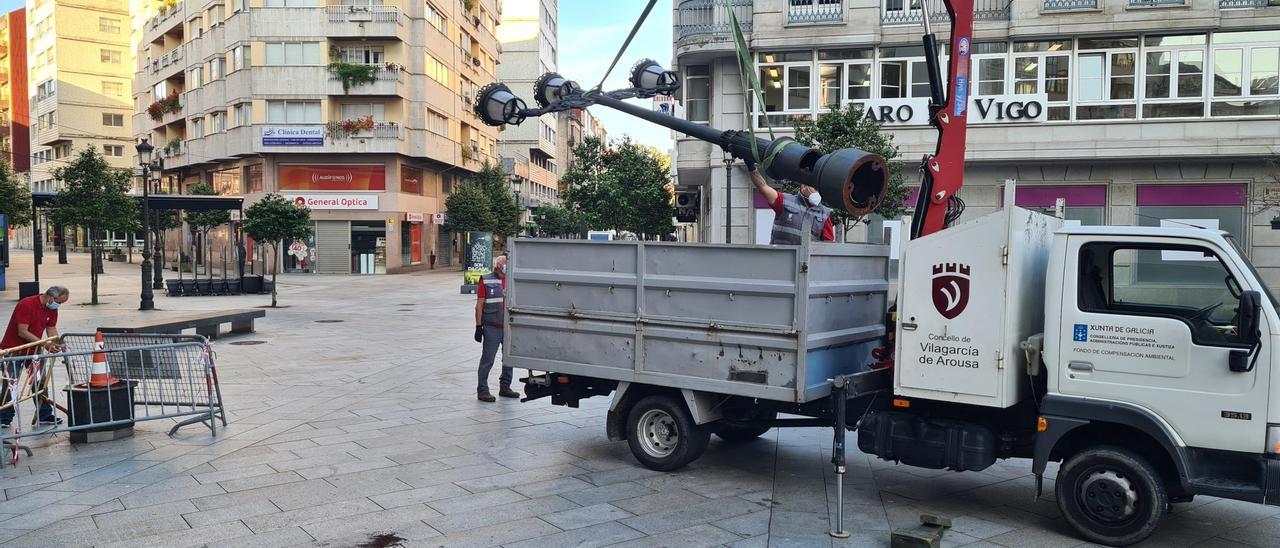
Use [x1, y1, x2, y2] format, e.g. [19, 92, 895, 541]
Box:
[477, 392, 496, 403]
[499, 386, 520, 399]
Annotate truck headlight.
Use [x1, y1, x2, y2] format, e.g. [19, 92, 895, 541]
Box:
[1267, 424, 1280, 454]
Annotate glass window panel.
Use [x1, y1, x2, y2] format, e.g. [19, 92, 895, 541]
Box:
[1079, 38, 1138, 50]
[1178, 51, 1204, 98]
[1250, 47, 1279, 95]
[1144, 35, 1207, 47]
[974, 42, 1008, 54]
[1048, 106, 1071, 121]
[760, 66, 784, 111]
[1214, 49, 1244, 97]
[1078, 54, 1104, 101]
[978, 57, 1004, 95]
[687, 65, 710, 76]
[818, 48, 872, 60]
[1214, 30, 1280, 45]
[759, 51, 811, 63]
[1014, 56, 1039, 94]
[1146, 52, 1171, 99]
[910, 61, 931, 98]
[819, 64, 841, 108]
[880, 45, 925, 58]
[847, 64, 871, 99]
[787, 66, 811, 110]
[1045, 55, 1070, 101]
[1014, 40, 1072, 53]
[266, 43, 282, 64]
[1144, 103, 1204, 118]
[1075, 104, 1136, 119]
[267, 101, 285, 122]
[1211, 99, 1280, 116]
[687, 76, 709, 100]
[880, 61, 906, 98]
[306, 102, 321, 122]
[287, 102, 303, 122]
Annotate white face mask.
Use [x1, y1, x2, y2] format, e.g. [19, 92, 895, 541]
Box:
[807, 192, 822, 207]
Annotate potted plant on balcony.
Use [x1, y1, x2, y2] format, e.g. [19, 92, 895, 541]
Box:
[166, 137, 182, 156]
[324, 115, 375, 139]
[327, 62, 379, 94]
[146, 91, 182, 121]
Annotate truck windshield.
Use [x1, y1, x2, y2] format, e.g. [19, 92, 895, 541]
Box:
[1226, 235, 1280, 309]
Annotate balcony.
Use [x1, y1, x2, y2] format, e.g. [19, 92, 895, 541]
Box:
[1044, 0, 1098, 9]
[676, 0, 752, 42]
[147, 3, 183, 32]
[1128, 0, 1185, 5]
[326, 5, 404, 39]
[1220, 0, 1276, 7]
[150, 47, 184, 76]
[326, 66, 407, 96]
[788, 0, 843, 24]
[882, 0, 1009, 25]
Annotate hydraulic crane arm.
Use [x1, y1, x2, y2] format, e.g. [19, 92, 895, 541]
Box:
[908, 0, 974, 239]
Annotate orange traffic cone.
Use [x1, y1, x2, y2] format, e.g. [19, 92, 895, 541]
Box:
[88, 332, 119, 388]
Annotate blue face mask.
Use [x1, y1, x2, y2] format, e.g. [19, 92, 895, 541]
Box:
[46, 301, 60, 310]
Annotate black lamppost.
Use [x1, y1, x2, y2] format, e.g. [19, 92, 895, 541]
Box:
[136, 138, 156, 311]
[152, 158, 165, 290]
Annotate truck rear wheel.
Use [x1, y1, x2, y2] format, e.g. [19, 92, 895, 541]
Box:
[625, 394, 710, 471]
[712, 409, 777, 442]
[1056, 446, 1167, 546]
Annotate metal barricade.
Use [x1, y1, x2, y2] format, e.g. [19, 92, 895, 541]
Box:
[1, 333, 227, 466]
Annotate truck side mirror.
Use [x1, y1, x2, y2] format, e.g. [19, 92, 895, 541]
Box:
[1230, 291, 1263, 373]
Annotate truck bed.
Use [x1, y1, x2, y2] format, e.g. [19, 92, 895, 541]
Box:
[504, 239, 889, 403]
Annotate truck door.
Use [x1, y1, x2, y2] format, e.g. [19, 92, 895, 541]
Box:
[1058, 237, 1270, 454]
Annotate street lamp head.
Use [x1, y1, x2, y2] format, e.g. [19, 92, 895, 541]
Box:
[533, 72, 580, 108]
[136, 137, 154, 162]
[474, 82, 528, 127]
[629, 59, 678, 95]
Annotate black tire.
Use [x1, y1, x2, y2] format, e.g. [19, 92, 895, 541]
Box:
[1056, 446, 1168, 546]
[712, 409, 777, 442]
[625, 394, 710, 471]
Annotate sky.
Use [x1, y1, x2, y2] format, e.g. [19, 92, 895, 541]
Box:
[0, 1, 19, 13]
[557, 0, 674, 153]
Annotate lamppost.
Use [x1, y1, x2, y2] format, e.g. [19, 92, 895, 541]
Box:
[510, 177, 523, 236]
[136, 138, 156, 311]
[152, 158, 165, 290]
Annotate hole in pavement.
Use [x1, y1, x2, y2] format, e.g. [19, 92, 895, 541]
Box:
[358, 533, 405, 548]
[315, 319, 344, 323]
[229, 340, 267, 346]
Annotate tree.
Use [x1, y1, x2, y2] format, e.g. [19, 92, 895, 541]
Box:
[561, 137, 675, 239]
[49, 148, 138, 305]
[242, 193, 312, 307]
[443, 179, 495, 235]
[185, 182, 232, 276]
[472, 162, 520, 238]
[536, 205, 582, 238]
[0, 160, 32, 228]
[793, 105, 910, 228]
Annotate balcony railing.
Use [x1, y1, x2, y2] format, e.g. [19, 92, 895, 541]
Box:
[1044, 0, 1098, 9]
[1128, 0, 1185, 5]
[882, 0, 1009, 25]
[327, 66, 405, 83]
[330, 121, 402, 140]
[1219, 0, 1273, 7]
[675, 0, 752, 40]
[326, 5, 401, 23]
[150, 48, 184, 74]
[789, 0, 843, 24]
[147, 3, 183, 31]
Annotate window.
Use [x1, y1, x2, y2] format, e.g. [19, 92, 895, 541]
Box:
[103, 144, 124, 157]
[815, 48, 872, 110]
[232, 45, 250, 71]
[878, 46, 934, 100]
[210, 111, 227, 132]
[973, 43, 1009, 96]
[153, 81, 169, 98]
[101, 81, 123, 96]
[1013, 40, 1072, 121]
[36, 80, 56, 101]
[1078, 242, 1247, 347]
[102, 113, 124, 127]
[1074, 38, 1137, 120]
[266, 100, 322, 123]
[338, 46, 384, 65]
[1210, 30, 1280, 117]
[426, 2, 447, 34]
[684, 65, 710, 122]
[189, 66, 204, 87]
[36, 112, 54, 131]
[210, 57, 226, 80]
[234, 103, 252, 126]
[248, 164, 263, 193]
[100, 49, 122, 64]
[1143, 35, 1207, 119]
[264, 42, 322, 65]
[340, 102, 386, 120]
[209, 5, 224, 24]
[232, 0, 245, 12]
[190, 16, 204, 37]
[191, 116, 205, 138]
[756, 50, 814, 128]
[99, 17, 121, 34]
[1010, 185, 1106, 225]
[426, 54, 450, 85]
[428, 109, 449, 136]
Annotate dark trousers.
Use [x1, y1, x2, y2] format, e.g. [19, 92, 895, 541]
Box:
[1, 359, 56, 424]
[477, 325, 511, 394]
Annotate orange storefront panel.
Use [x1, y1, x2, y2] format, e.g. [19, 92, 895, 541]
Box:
[278, 164, 387, 191]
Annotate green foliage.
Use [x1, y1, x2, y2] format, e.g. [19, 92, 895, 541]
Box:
[536, 205, 583, 237]
[50, 147, 139, 304]
[473, 163, 519, 238]
[0, 159, 32, 227]
[185, 182, 232, 229]
[243, 193, 314, 307]
[793, 105, 910, 226]
[327, 62, 379, 94]
[561, 137, 674, 239]
[443, 180, 495, 234]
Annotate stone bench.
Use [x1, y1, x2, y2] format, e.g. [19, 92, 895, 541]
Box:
[100, 309, 266, 340]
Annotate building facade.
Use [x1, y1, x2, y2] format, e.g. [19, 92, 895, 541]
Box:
[135, 0, 502, 275]
[674, 0, 1280, 286]
[497, 0, 561, 226]
[1, 8, 29, 173]
[27, 0, 134, 193]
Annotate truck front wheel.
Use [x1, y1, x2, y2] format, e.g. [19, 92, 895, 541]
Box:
[1056, 446, 1168, 546]
[625, 394, 710, 471]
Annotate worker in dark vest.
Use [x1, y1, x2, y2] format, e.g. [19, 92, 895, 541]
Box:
[748, 162, 835, 244]
[474, 255, 518, 402]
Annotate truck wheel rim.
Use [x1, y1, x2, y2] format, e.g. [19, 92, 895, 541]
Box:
[638, 409, 678, 458]
[1078, 468, 1139, 524]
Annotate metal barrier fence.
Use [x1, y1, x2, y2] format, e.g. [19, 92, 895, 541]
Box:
[1, 333, 226, 465]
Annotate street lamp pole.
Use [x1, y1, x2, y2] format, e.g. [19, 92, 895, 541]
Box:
[137, 138, 155, 311]
[152, 158, 165, 290]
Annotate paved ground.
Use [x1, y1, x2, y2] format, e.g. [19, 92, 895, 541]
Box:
[0, 251, 1277, 547]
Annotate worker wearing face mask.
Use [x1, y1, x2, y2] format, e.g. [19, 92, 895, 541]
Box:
[1, 286, 70, 428]
[747, 160, 835, 245]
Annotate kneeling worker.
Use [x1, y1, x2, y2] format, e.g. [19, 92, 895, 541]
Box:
[747, 159, 835, 245]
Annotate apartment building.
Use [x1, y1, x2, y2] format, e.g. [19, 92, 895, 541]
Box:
[496, 0, 561, 226]
[27, 0, 134, 193]
[0, 9, 29, 172]
[135, 0, 501, 274]
[674, 0, 1280, 286]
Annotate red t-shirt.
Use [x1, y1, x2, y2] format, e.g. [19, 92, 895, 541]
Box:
[2, 296, 58, 349]
[476, 275, 506, 298]
[771, 193, 835, 241]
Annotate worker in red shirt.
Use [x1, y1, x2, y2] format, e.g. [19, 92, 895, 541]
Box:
[748, 162, 835, 244]
[1, 286, 70, 428]
[474, 255, 517, 402]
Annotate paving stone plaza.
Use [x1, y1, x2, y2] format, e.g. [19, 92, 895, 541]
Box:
[0, 254, 1277, 548]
